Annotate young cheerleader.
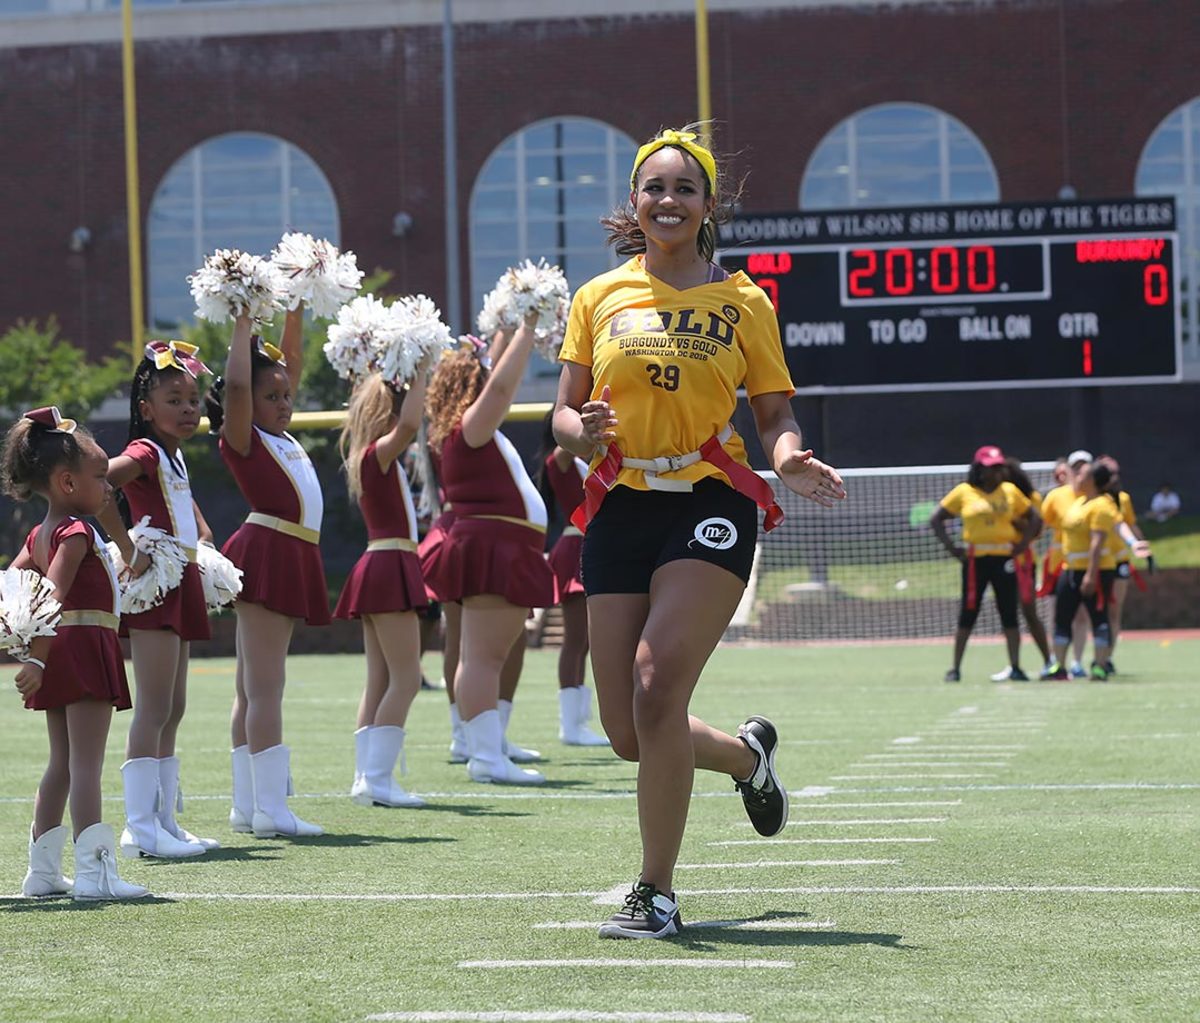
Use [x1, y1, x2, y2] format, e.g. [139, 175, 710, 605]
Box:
[207, 307, 328, 837]
[334, 369, 431, 808]
[423, 323, 556, 784]
[3, 408, 147, 900]
[536, 411, 608, 746]
[95, 340, 219, 859]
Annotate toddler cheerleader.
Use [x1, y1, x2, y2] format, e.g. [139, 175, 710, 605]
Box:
[334, 370, 431, 808]
[2, 408, 147, 900]
[96, 340, 219, 858]
[207, 308, 328, 837]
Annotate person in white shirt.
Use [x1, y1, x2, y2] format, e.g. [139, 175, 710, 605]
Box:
[1148, 484, 1181, 523]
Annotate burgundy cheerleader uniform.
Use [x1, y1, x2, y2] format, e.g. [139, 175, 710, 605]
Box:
[418, 507, 456, 603]
[422, 428, 556, 608]
[544, 453, 588, 599]
[219, 426, 330, 625]
[118, 438, 210, 640]
[334, 441, 427, 618]
[23, 519, 130, 712]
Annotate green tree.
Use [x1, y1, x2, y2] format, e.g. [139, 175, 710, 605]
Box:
[0, 319, 128, 419]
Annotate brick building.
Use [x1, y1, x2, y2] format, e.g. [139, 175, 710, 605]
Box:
[2, 0, 1198, 493]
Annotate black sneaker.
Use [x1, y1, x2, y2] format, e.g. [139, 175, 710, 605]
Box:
[597, 881, 681, 939]
[734, 716, 788, 837]
[944, 669, 961, 683]
[1009, 667, 1030, 682]
[1104, 660, 1117, 676]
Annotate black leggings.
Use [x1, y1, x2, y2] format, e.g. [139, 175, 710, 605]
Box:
[958, 555, 1018, 630]
[1053, 569, 1114, 648]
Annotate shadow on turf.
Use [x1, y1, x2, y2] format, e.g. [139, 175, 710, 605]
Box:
[0, 895, 177, 913]
[252, 832, 460, 848]
[674, 911, 913, 952]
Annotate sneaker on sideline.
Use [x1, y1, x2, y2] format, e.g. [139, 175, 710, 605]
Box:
[1039, 660, 1061, 680]
[1090, 661, 1110, 681]
[598, 881, 682, 939]
[1068, 661, 1088, 679]
[944, 668, 961, 683]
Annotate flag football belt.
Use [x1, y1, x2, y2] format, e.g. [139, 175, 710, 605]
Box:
[366, 537, 419, 553]
[59, 610, 120, 631]
[571, 424, 783, 534]
[963, 545, 1032, 610]
[246, 512, 320, 544]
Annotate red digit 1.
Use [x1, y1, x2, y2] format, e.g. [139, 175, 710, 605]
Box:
[757, 277, 779, 312]
[848, 250, 877, 297]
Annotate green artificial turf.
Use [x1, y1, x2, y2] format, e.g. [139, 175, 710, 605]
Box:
[1, 637, 1197, 1022]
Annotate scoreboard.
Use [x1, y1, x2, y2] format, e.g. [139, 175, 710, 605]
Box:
[715, 197, 1182, 394]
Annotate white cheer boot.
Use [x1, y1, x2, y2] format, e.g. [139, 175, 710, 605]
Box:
[250, 745, 324, 838]
[559, 685, 610, 746]
[230, 745, 254, 833]
[465, 709, 545, 785]
[73, 823, 149, 901]
[351, 726, 370, 800]
[21, 823, 73, 897]
[157, 756, 220, 850]
[119, 758, 205, 859]
[354, 726, 425, 808]
[498, 698, 542, 762]
[448, 704, 469, 764]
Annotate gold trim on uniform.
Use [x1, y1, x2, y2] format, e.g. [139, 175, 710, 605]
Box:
[466, 514, 547, 535]
[366, 537, 419, 553]
[59, 610, 120, 631]
[246, 512, 320, 544]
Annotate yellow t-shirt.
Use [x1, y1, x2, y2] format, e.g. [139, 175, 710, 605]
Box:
[1061, 494, 1120, 569]
[560, 256, 794, 492]
[1039, 484, 1077, 571]
[939, 481, 1031, 548]
[1105, 490, 1137, 564]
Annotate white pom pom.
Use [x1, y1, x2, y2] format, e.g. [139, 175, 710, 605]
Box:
[0, 568, 62, 660]
[196, 542, 243, 612]
[188, 249, 283, 323]
[324, 295, 397, 382]
[475, 259, 570, 344]
[270, 232, 364, 318]
[106, 517, 189, 615]
[375, 295, 455, 387]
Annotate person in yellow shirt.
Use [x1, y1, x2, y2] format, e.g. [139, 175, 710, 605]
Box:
[929, 445, 1040, 682]
[1097, 458, 1152, 674]
[553, 127, 845, 940]
[1039, 450, 1094, 676]
[1001, 457, 1055, 679]
[1049, 457, 1147, 680]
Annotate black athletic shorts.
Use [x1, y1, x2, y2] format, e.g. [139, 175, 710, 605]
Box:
[580, 478, 759, 594]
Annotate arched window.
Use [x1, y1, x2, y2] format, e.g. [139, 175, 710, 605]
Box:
[801, 103, 999, 209]
[147, 132, 339, 329]
[1137, 99, 1199, 358]
[470, 117, 637, 345]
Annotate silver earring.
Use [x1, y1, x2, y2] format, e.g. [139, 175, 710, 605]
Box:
[703, 216, 711, 225]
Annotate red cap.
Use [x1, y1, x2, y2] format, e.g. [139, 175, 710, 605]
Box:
[973, 445, 1005, 466]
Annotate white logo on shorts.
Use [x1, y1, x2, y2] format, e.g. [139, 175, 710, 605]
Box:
[1003, 559, 1015, 573]
[689, 516, 738, 550]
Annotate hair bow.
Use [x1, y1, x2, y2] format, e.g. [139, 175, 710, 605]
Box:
[630, 128, 718, 193]
[24, 406, 77, 434]
[145, 339, 212, 378]
[251, 335, 288, 367]
[457, 334, 492, 369]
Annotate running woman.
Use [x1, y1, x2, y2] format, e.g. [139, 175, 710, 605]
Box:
[554, 127, 845, 938]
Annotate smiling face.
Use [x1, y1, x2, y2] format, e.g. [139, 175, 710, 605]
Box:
[141, 369, 202, 444]
[252, 365, 293, 435]
[632, 147, 714, 255]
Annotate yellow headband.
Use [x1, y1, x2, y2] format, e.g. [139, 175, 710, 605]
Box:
[630, 129, 718, 194]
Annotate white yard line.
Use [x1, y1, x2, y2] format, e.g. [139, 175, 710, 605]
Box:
[674, 859, 900, 869]
[874, 746, 1024, 752]
[533, 919, 836, 932]
[778, 816, 949, 826]
[862, 752, 1014, 759]
[829, 774, 996, 780]
[709, 838, 935, 847]
[826, 782, 1200, 794]
[459, 959, 793, 970]
[847, 762, 1010, 769]
[367, 1013, 752, 1022]
[144, 882, 1200, 906]
[786, 801, 962, 808]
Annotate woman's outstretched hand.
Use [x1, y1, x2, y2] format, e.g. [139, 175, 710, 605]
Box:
[580, 385, 618, 447]
[778, 449, 846, 508]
